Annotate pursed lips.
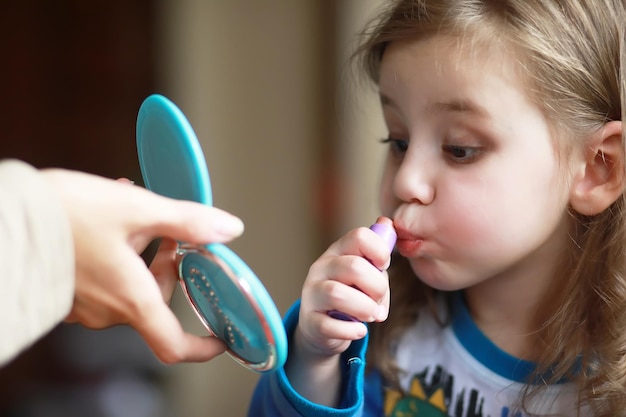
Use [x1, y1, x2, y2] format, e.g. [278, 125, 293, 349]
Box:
[393, 224, 425, 257]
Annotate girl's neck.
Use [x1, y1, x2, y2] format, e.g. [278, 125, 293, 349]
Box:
[463, 239, 567, 361]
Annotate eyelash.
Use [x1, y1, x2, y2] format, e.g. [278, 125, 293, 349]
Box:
[380, 138, 484, 164]
[441, 145, 483, 163]
[380, 137, 408, 157]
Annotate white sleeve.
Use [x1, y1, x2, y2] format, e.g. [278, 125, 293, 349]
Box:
[0, 159, 75, 365]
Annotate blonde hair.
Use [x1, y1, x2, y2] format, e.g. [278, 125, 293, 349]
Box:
[358, 1, 626, 415]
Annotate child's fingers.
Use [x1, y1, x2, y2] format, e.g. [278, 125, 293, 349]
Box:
[324, 226, 393, 271]
[376, 281, 390, 322]
[308, 311, 368, 345]
[310, 255, 389, 305]
[312, 279, 385, 323]
[298, 311, 367, 355]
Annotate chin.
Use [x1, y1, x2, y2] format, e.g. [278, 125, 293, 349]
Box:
[409, 261, 470, 292]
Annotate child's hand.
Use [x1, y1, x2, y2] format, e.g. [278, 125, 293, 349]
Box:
[284, 217, 394, 406]
[298, 217, 394, 357]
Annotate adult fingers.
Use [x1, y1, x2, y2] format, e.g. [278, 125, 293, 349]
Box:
[130, 284, 227, 363]
[116, 251, 227, 363]
[141, 196, 244, 244]
[148, 237, 180, 304]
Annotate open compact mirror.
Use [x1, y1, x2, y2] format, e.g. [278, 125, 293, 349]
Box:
[136, 94, 287, 372]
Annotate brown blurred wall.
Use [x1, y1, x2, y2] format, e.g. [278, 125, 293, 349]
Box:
[0, 1, 387, 416]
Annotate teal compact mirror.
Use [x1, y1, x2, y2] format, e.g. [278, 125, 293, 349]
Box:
[136, 94, 287, 372]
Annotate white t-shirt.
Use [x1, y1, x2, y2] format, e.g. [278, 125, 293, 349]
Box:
[386, 293, 590, 416]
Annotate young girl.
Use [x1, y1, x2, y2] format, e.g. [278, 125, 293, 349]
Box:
[249, 0, 626, 416]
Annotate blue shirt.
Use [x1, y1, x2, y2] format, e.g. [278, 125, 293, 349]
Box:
[248, 294, 588, 417]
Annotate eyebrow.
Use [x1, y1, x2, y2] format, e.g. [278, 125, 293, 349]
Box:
[380, 93, 489, 118]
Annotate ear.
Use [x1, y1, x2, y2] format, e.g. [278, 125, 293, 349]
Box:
[570, 121, 624, 216]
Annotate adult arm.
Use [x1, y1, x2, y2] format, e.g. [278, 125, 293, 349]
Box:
[0, 159, 75, 365]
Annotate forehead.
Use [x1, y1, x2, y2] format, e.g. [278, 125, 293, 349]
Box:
[378, 35, 540, 123]
[380, 35, 523, 95]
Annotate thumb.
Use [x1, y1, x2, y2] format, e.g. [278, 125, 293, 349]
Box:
[145, 197, 245, 244]
[135, 300, 228, 363]
[126, 256, 228, 363]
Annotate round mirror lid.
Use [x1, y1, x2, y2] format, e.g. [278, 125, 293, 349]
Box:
[136, 94, 212, 205]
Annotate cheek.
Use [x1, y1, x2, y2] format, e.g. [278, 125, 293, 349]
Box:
[435, 184, 495, 246]
[437, 164, 568, 261]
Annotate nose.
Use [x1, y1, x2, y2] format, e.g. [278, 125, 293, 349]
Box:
[392, 151, 435, 205]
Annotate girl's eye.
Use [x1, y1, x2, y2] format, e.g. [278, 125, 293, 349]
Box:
[380, 137, 408, 157]
[442, 145, 482, 163]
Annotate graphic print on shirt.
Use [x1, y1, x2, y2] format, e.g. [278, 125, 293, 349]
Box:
[383, 365, 507, 417]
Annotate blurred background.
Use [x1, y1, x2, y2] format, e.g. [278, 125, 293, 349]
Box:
[0, 1, 387, 416]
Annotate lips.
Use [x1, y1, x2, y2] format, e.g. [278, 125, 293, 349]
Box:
[394, 226, 425, 257]
[396, 237, 424, 257]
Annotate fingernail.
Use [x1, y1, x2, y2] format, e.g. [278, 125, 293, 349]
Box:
[370, 222, 397, 254]
[216, 215, 245, 237]
[376, 304, 388, 321]
[382, 259, 391, 271]
[356, 323, 368, 338]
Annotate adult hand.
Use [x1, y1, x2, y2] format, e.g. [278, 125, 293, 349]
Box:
[43, 168, 244, 364]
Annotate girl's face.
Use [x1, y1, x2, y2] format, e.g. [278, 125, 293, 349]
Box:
[379, 36, 575, 291]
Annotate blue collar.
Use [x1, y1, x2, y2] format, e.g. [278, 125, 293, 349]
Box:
[450, 291, 542, 384]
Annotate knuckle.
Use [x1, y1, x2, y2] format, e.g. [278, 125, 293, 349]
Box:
[345, 256, 365, 274]
[128, 293, 154, 318]
[307, 260, 325, 278]
[351, 226, 372, 243]
[370, 280, 388, 300]
[157, 345, 185, 364]
[316, 316, 337, 338]
[322, 280, 349, 306]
